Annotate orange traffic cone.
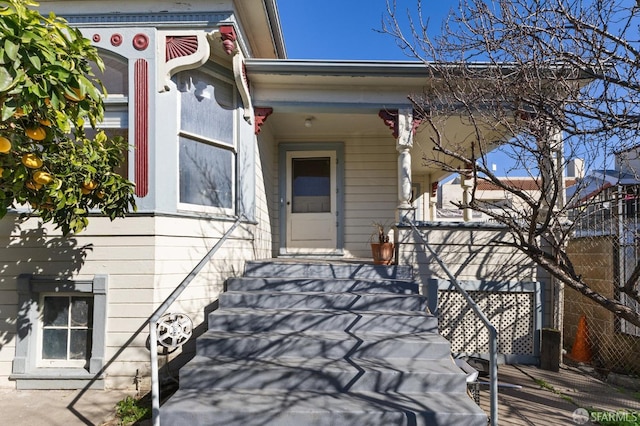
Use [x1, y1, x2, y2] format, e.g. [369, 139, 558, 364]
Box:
[569, 314, 592, 363]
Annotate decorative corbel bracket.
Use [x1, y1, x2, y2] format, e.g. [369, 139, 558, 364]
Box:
[254, 107, 273, 135]
[209, 25, 253, 124]
[378, 108, 422, 146]
[378, 109, 399, 138]
[158, 31, 211, 92]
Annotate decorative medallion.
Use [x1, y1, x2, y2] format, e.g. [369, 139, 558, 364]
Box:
[92, 34, 101, 42]
[110, 33, 123, 47]
[133, 33, 150, 51]
[166, 35, 199, 62]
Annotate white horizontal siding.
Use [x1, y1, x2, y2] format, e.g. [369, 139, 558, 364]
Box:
[0, 208, 269, 389]
[343, 136, 397, 257]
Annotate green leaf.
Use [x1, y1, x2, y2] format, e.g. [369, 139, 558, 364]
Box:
[4, 38, 18, 61]
[27, 53, 41, 70]
[1, 104, 15, 121]
[0, 66, 13, 91]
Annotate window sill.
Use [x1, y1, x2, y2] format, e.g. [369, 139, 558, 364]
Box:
[10, 369, 104, 390]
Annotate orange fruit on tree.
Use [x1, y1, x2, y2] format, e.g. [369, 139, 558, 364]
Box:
[96, 189, 105, 199]
[0, 136, 11, 153]
[82, 180, 98, 190]
[25, 127, 47, 141]
[13, 108, 25, 118]
[81, 187, 92, 195]
[33, 170, 53, 185]
[25, 180, 42, 191]
[38, 118, 52, 127]
[21, 153, 43, 169]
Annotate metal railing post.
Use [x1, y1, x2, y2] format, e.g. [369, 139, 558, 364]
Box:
[149, 215, 244, 426]
[408, 221, 499, 426]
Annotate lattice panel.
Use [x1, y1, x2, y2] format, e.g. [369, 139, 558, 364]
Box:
[438, 291, 535, 355]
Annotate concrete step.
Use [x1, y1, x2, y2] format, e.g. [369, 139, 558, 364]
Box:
[196, 330, 452, 360]
[161, 388, 487, 426]
[179, 356, 467, 393]
[244, 260, 413, 281]
[208, 308, 439, 333]
[218, 291, 428, 312]
[226, 277, 419, 294]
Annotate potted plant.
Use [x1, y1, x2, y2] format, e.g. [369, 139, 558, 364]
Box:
[370, 222, 394, 265]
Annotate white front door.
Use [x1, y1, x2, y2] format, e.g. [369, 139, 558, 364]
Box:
[285, 150, 337, 253]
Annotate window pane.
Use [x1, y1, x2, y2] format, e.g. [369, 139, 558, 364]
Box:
[179, 137, 233, 208]
[292, 158, 331, 213]
[42, 329, 67, 359]
[43, 297, 69, 327]
[89, 54, 128, 96]
[176, 70, 234, 144]
[70, 330, 91, 360]
[71, 297, 93, 328]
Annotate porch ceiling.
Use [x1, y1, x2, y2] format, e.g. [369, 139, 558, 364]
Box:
[265, 111, 504, 181]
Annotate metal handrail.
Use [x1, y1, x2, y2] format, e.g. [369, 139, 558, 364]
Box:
[407, 220, 499, 426]
[149, 215, 245, 426]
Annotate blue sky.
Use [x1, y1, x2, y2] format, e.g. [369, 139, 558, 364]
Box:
[276, 0, 523, 177]
[277, 0, 456, 61]
[276, 1, 616, 176]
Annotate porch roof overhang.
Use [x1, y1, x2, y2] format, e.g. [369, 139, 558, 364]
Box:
[245, 59, 509, 181]
[245, 59, 433, 112]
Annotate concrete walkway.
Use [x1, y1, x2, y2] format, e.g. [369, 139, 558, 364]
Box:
[478, 364, 640, 425]
[0, 364, 638, 425]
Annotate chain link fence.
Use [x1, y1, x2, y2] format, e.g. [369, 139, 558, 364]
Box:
[566, 193, 640, 376]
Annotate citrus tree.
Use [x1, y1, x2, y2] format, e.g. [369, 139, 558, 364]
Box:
[0, 0, 135, 234]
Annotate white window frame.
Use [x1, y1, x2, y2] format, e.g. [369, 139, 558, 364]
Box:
[175, 67, 238, 216]
[36, 294, 94, 369]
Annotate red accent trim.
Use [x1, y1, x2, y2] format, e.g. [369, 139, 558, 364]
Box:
[92, 34, 101, 42]
[412, 117, 423, 135]
[165, 35, 199, 62]
[134, 59, 149, 197]
[133, 33, 149, 51]
[110, 33, 122, 47]
[219, 25, 237, 55]
[378, 109, 398, 138]
[431, 182, 439, 197]
[254, 107, 273, 135]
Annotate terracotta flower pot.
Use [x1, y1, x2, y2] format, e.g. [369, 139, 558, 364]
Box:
[371, 242, 394, 265]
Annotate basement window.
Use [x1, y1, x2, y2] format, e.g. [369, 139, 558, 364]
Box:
[40, 295, 94, 368]
[11, 275, 108, 389]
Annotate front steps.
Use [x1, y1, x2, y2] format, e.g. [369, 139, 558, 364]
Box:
[161, 261, 487, 425]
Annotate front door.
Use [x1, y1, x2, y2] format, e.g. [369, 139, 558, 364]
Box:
[284, 150, 338, 254]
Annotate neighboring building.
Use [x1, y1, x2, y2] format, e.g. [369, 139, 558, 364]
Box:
[437, 160, 582, 222]
[0, 0, 562, 392]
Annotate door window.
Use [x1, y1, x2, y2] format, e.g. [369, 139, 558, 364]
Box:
[291, 157, 330, 213]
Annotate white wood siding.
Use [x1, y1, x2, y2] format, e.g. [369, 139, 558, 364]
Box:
[0, 151, 272, 389]
[272, 136, 398, 258]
